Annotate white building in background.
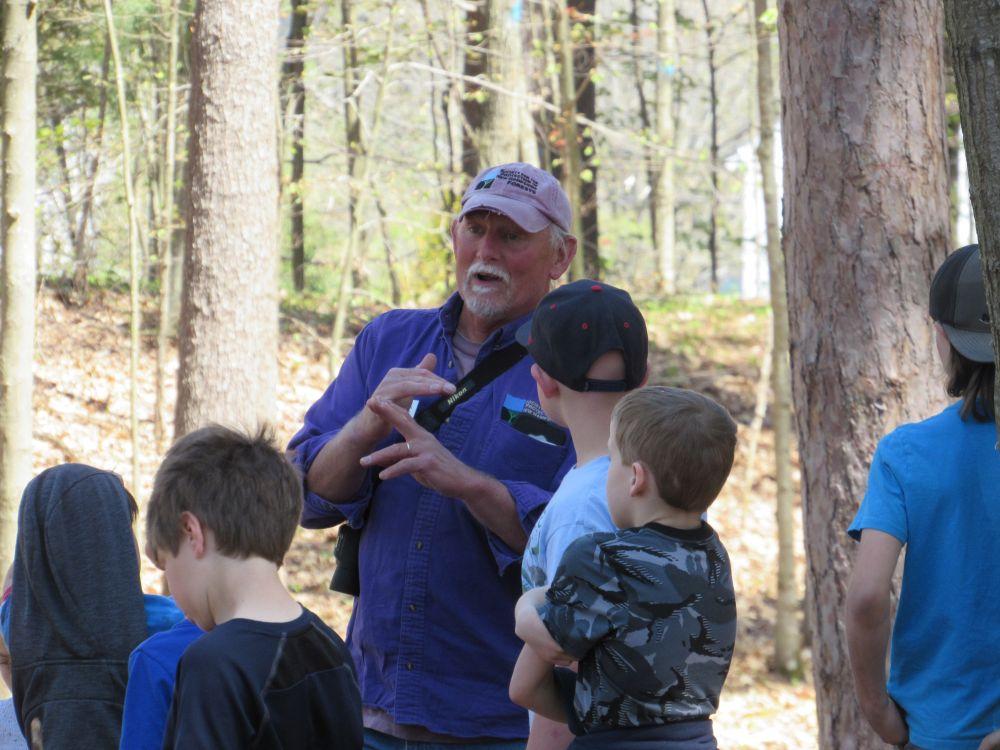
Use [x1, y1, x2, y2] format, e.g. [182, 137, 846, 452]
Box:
[956, 126, 977, 247]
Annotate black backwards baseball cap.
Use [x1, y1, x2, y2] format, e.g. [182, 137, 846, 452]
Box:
[929, 244, 994, 363]
[515, 279, 648, 392]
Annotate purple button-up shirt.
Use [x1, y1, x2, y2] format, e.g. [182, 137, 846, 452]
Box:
[288, 294, 575, 739]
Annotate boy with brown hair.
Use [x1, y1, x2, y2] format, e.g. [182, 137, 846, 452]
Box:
[510, 386, 738, 749]
[146, 425, 362, 750]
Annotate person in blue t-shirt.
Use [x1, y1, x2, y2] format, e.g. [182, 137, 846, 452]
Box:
[846, 244, 1000, 750]
[119, 617, 202, 750]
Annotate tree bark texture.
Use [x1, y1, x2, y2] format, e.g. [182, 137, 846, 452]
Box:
[284, 0, 308, 292]
[176, 0, 279, 438]
[779, 1, 950, 746]
[701, 0, 719, 292]
[943, 0, 1000, 431]
[0, 0, 37, 570]
[462, 1, 489, 178]
[569, 0, 600, 279]
[753, 0, 800, 678]
[557, 2, 584, 279]
[654, 0, 676, 294]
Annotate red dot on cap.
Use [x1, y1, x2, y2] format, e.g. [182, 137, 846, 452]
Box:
[581, 322, 589, 330]
[623, 322, 630, 329]
[550, 303, 557, 309]
[591, 284, 602, 292]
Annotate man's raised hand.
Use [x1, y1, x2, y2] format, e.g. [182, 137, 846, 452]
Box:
[360, 398, 479, 499]
[356, 353, 455, 444]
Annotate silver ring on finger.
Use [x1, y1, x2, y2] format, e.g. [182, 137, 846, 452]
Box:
[406, 441, 412, 454]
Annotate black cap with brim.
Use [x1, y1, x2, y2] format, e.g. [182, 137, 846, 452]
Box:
[516, 280, 648, 392]
[930, 244, 995, 364]
[941, 323, 994, 364]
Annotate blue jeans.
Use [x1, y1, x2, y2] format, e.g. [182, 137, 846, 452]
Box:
[364, 729, 526, 750]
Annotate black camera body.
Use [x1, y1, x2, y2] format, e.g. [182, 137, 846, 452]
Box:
[330, 524, 361, 596]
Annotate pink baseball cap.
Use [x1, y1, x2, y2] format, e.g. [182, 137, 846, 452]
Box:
[458, 163, 572, 233]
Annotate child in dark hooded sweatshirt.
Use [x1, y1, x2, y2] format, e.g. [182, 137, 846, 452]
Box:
[4, 464, 167, 748]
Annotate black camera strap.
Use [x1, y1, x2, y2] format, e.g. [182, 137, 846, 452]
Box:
[330, 340, 530, 596]
[414, 341, 528, 432]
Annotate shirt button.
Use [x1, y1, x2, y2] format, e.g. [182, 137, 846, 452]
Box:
[415, 541, 423, 550]
[448, 360, 454, 368]
[406, 662, 414, 671]
[408, 604, 417, 612]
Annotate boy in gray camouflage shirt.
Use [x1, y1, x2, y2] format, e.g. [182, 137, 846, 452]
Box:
[509, 386, 738, 749]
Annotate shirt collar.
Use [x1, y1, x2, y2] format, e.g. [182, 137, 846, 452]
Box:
[438, 292, 533, 350]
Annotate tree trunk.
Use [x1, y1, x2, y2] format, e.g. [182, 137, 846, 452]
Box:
[942, 1, 1000, 433]
[103, 0, 143, 492]
[481, 0, 521, 166]
[653, 0, 676, 293]
[0, 0, 38, 571]
[176, 0, 279, 437]
[570, 0, 600, 279]
[779, 1, 950, 746]
[330, 4, 395, 376]
[557, 2, 584, 279]
[284, 0, 308, 292]
[155, 0, 181, 449]
[753, 0, 800, 678]
[461, 1, 488, 178]
[700, 0, 719, 293]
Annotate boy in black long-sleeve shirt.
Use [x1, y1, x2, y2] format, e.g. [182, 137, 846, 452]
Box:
[146, 425, 362, 750]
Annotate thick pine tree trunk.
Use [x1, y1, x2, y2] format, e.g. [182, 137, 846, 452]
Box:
[779, 1, 950, 746]
[175, 0, 279, 438]
[0, 0, 37, 571]
[943, 1, 1000, 431]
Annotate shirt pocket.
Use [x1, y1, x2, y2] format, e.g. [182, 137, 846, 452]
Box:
[483, 418, 569, 489]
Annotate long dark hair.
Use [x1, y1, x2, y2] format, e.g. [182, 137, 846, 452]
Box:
[946, 345, 995, 422]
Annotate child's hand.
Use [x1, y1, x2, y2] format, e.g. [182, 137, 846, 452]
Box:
[514, 588, 574, 665]
[978, 729, 1000, 750]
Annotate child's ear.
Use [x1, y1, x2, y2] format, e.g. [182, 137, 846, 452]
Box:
[531, 363, 561, 399]
[180, 511, 208, 558]
[630, 461, 648, 497]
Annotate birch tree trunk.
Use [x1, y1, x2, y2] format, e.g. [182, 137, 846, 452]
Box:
[753, 0, 800, 678]
[779, 1, 950, 745]
[942, 1, 1000, 430]
[175, 0, 280, 437]
[0, 0, 38, 571]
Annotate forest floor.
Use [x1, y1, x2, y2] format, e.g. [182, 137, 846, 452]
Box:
[30, 287, 818, 749]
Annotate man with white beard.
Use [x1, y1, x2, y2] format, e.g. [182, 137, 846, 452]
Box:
[289, 163, 578, 749]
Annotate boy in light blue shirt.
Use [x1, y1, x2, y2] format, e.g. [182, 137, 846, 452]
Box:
[516, 280, 648, 750]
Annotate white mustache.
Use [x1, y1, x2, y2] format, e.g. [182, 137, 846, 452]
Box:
[466, 263, 511, 286]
